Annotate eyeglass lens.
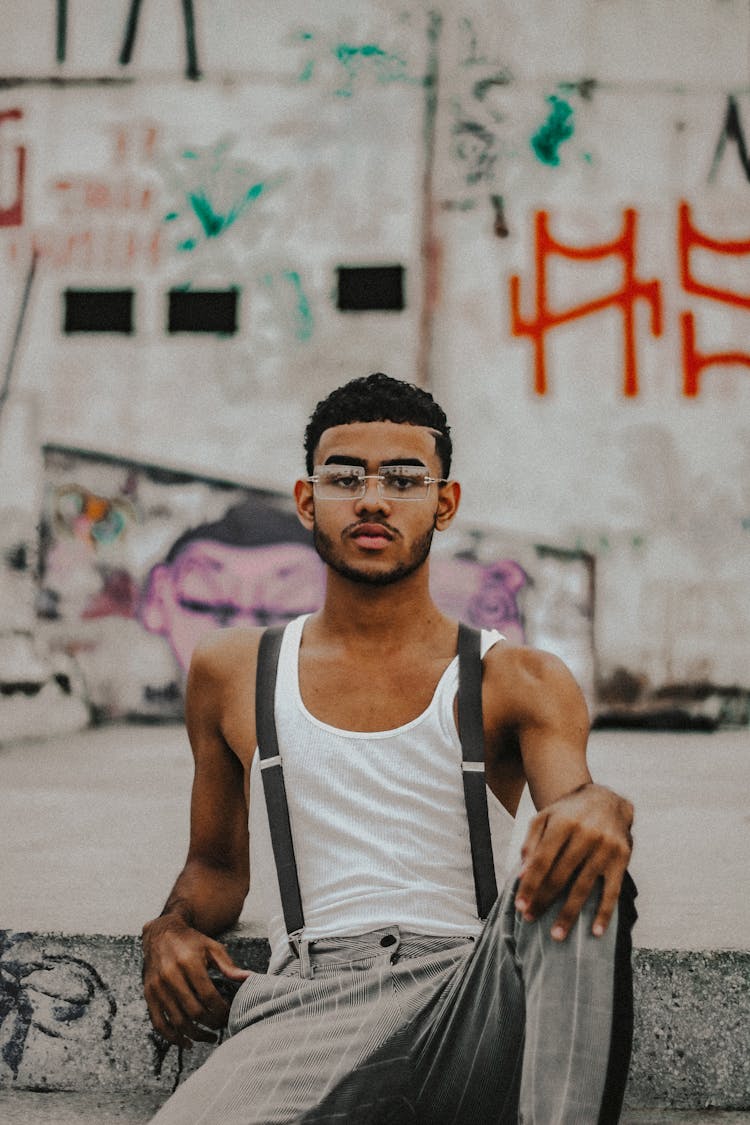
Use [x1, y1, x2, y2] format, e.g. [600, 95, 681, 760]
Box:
[314, 466, 432, 499]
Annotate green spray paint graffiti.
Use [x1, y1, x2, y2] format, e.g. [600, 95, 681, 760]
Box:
[184, 182, 267, 243]
[282, 271, 314, 341]
[531, 95, 575, 166]
[160, 138, 276, 253]
[296, 31, 415, 97]
[260, 270, 314, 343]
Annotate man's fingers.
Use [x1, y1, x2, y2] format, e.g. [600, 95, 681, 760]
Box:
[549, 865, 602, 941]
[516, 818, 577, 917]
[514, 783, 634, 939]
[145, 984, 209, 1049]
[550, 853, 627, 942]
[519, 812, 547, 869]
[151, 982, 221, 1048]
[174, 959, 235, 1032]
[206, 939, 252, 983]
[142, 924, 252, 1049]
[146, 995, 184, 1047]
[591, 868, 625, 938]
[145, 957, 227, 1044]
[189, 973, 232, 1029]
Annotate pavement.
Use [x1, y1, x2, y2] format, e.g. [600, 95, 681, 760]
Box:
[1, 723, 748, 949]
[0, 1091, 748, 1123]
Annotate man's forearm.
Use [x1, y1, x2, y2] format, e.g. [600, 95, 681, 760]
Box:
[141, 856, 252, 1047]
[522, 745, 592, 813]
[153, 858, 249, 937]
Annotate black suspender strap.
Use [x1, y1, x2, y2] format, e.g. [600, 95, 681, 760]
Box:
[457, 622, 499, 920]
[255, 625, 305, 945]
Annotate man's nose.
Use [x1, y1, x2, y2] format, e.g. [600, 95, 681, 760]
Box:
[355, 477, 390, 513]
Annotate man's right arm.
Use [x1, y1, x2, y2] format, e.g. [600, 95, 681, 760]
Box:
[142, 633, 256, 1048]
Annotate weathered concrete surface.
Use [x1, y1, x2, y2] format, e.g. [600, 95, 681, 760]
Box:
[0, 932, 267, 1096]
[1, 931, 748, 1111]
[623, 1116, 750, 1125]
[0, 1092, 748, 1125]
[629, 951, 750, 1109]
[0, 1091, 164, 1124]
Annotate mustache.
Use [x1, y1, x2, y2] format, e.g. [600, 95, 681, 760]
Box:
[343, 519, 400, 539]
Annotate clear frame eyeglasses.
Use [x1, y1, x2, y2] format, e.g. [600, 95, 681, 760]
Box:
[308, 464, 447, 501]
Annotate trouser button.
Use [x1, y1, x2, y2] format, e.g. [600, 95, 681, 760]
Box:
[380, 934, 397, 948]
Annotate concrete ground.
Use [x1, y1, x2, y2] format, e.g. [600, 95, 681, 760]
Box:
[0, 724, 748, 949]
[0, 1090, 748, 1124]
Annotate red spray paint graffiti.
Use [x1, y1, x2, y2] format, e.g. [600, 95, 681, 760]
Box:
[511, 203, 750, 398]
[0, 109, 26, 228]
[509, 209, 663, 397]
[4, 120, 163, 271]
[678, 200, 750, 397]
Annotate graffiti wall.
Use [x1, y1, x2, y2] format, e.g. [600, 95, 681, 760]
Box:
[429, 8, 750, 698]
[0, 1, 748, 738]
[35, 446, 594, 720]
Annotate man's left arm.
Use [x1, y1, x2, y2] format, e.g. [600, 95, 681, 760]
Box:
[486, 647, 634, 941]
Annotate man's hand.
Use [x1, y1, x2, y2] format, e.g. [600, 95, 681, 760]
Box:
[142, 914, 252, 1048]
[514, 783, 634, 942]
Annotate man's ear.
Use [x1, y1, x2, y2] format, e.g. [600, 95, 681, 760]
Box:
[435, 480, 461, 532]
[294, 478, 315, 531]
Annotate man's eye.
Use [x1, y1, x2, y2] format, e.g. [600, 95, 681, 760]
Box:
[328, 471, 361, 489]
[382, 471, 420, 491]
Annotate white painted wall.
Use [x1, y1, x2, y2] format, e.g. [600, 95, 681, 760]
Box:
[1, 0, 748, 696]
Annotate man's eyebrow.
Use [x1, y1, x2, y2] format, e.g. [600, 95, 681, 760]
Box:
[323, 455, 367, 467]
[379, 458, 428, 468]
[322, 456, 428, 468]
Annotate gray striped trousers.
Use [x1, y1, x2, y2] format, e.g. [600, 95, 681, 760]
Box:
[150, 873, 637, 1124]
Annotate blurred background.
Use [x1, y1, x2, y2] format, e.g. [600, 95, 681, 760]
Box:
[1, 0, 748, 741]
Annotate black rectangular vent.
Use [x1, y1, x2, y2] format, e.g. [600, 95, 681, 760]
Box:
[63, 289, 134, 334]
[336, 266, 405, 312]
[168, 288, 238, 334]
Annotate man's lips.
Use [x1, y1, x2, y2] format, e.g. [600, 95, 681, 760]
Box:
[348, 523, 395, 550]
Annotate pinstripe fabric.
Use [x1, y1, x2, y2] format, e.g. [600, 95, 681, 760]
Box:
[148, 873, 636, 1124]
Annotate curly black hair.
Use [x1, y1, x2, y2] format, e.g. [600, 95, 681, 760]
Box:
[304, 373, 452, 477]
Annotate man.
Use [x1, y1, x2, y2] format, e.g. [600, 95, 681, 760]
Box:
[143, 372, 636, 1124]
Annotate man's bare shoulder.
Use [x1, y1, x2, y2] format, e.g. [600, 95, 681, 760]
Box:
[186, 627, 267, 766]
[189, 625, 265, 686]
[482, 641, 589, 729]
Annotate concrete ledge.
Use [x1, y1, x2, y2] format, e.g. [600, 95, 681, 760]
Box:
[629, 949, 750, 1108]
[0, 1091, 749, 1125]
[1, 931, 748, 1111]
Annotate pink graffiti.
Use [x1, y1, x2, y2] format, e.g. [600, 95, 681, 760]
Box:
[141, 539, 529, 672]
[431, 557, 527, 643]
[140, 540, 327, 670]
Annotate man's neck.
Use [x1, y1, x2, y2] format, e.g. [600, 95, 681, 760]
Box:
[312, 564, 450, 650]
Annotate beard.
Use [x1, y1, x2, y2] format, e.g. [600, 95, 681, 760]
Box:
[313, 519, 436, 588]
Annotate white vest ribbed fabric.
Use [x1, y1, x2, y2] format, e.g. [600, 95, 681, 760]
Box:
[248, 614, 529, 969]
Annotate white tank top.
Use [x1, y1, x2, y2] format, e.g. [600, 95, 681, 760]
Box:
[248, 614, 529, 969]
